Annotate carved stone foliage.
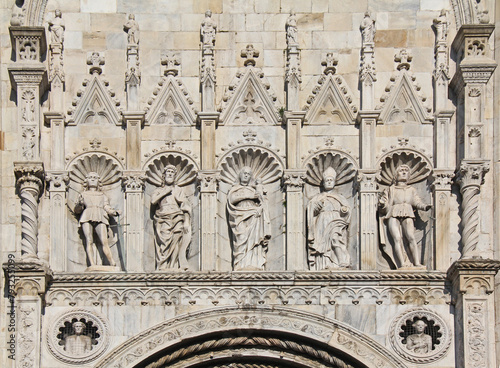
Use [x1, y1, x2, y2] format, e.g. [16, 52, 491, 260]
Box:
[18, 303, 37, 367]
[47, 309, 110, 364]
[389, 308, 451, 364]
[466, 301, 487, 368]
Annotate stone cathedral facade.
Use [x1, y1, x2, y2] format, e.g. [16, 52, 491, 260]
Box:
[1, 0, 500, 367]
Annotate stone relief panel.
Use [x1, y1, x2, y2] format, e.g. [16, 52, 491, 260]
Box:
[303, 151, 358, 270]
[377, 149, 433, 270]
[143, 152, 199, 271]
[46, 309, 110, 365]
[66, 153, 124, 272]
[218, 145, 284, 271]
[389, 307, 451, 364]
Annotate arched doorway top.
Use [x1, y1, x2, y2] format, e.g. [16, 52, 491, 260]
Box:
[95, 306, 408, 368]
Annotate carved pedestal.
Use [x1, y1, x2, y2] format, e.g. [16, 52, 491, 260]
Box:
[14, 163, 44, 261]
[358, 170, 378, 270]
[123, 173, 145, 272]
[199, 171, 219, 270]
[284, 170, 306, 270]
[448, 259, 500, 368]
[46, 171, 68, 271]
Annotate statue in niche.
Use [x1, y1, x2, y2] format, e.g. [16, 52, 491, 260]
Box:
[406, 320, 432, 353]
[123, 14, 139, 46]
[379, 164, 432, 268]
[63, 321, 92, 355]
[307, 167, 351, 270]
[227, 166, 270, 271]
[151, 165, 192, 270]
[75, 172, 120, 268]
[286, 12, 298, 45]
[360, 12, 375, 44]
[48, 9, 65, 44]
[201, 9, 217, 47]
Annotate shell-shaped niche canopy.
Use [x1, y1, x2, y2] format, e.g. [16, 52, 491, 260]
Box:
[378, 150, 432, 185]
[219, 147, 283, 185]
[145, 154, 197, 187]
[305, 152, 357, 187]
[69, 153, 122, 186]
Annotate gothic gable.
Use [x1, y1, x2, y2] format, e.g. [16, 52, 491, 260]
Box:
[219, 68, 281, 126]
[145, 75, 196, 126]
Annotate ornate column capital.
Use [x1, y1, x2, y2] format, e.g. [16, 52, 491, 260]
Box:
[45, 171, 69, 192]
[3, 260, 53, 297]
[122, 172, 145, 192]
[283, 170, 306, 191]
[14, 161, 44, 192]
[448, 259, 500, 296]
[198, 170, 220, 193]
[432, 169, 455, 190]
[457, 159, 489, 190]
[357, 169, 377, 191]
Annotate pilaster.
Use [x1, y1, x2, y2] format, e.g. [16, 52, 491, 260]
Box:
[198, 170, 220, 271]
[434, 111, 455, 168]
[432, 169, 454, 271]
[283, 170, 306, 270]
[198, 112, 219, 170]
[448, 259, 500, 368]
[44, 112, 65, 170]
[46, 171, 69, 271]
[283, 111, 305, 169]
[357, 170, 378, 270]
[14, 162, 44, 261]
[122, 172, 145, 272]
[356, 111, 379, 169]
[123, 111, 145, 170]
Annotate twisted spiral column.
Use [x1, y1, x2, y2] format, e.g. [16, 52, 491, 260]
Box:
[14, 163, 44, 260]
[458, 161, 489, 258]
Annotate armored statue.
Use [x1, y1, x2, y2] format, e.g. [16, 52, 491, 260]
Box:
[307, 167, 351, 270]
[151, 165, 192, 270]
[227, 166, 271, 271]
[75, 172, 120, 268]
[379, 164, 432, 268]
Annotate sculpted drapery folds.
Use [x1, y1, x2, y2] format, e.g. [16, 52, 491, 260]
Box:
[48, 9, 65, 44]
[75, 172, 120, 268]
[227, 166, 271, 271]
[379, 164, 432, 268]
[151, 165, 192, 270]
[307, 167, 351, 270]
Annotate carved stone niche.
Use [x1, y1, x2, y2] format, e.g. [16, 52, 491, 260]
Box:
[66, 153, 124, 272]
[303, 150, 358, 270]
[389, 308, 451, 364]
[377, 149, 433, 270]
[47, 309, 109, 365]
[218, 146, 284, 271]
[143, 152, 199, 271]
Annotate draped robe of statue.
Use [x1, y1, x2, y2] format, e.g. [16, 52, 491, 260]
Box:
[227, 183, 271, 270]
[152, 185, 191, 270]
[307, 191, 351, 269]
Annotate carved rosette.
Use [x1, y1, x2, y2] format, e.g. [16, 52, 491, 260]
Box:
[14, 162, 44, 259]
[47, 309, 110, 364]
[389, 308, 451, 363]
[457, 160, 489, 258]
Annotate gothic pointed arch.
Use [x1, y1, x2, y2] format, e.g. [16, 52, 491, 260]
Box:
[94, 306, 408, 368]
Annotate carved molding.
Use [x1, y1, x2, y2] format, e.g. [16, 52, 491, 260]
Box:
[46, 309, 110, 364]
[9, 26, 47, 62]
[389, 307, 451, 364]
[447, 259, 500, 296]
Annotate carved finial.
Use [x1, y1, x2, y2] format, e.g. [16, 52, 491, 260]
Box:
[286, 12, 298, 47]
[241, 44, 260, 67]
[161, 52, 180, 76]
[322, 53, 338, 75]
[124, 14, 139, 47]
[201, 9, 217, 49]
[395, 49, 412, 71]
[360, 12, 375, 45]
[87, 51, 105, 75]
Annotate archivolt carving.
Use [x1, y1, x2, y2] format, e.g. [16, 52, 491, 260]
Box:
[47, 309, 110, 364]
[67, 153, 123, 186]
[218, 147, 284, 185]
[303, 150, 358, 186]
[144, 152, 198, 187]
[389, 308, 451, 364]
[96, 306, 406, 368]
[377, 149, 432, 186]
